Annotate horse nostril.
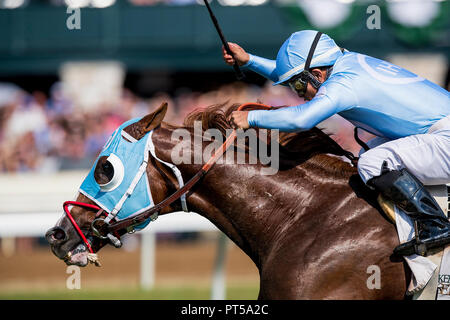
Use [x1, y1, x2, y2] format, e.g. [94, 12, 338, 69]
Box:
[46, 227, 67, 243]
[53, 229, 66, 240]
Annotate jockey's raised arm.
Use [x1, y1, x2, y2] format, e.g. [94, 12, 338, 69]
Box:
[242, 54, 278, 83]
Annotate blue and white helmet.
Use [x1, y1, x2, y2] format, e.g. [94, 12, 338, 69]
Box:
[273, 30, 343, 85]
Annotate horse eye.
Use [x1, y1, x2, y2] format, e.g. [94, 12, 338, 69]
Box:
[97, 154, 124, 192]
[102, 161, 114, 181]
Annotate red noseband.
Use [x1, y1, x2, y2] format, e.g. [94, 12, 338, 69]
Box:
[63, 201, 102, 254]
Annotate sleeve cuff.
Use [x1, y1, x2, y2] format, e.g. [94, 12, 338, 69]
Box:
[247, 110, 258, 127]
[241, 53, 255, 68]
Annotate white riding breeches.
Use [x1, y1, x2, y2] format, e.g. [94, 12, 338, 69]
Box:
[357, 115, 450, 186]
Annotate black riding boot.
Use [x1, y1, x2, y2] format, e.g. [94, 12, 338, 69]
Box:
[367, 164, 450, 256]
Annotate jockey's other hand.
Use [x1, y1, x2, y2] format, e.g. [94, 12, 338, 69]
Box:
[229, 111, 250, 130]
[222, 43, 249, 67]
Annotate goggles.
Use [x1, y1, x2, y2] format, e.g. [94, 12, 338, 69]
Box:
[288, 75, 308, 97]
[287, 31, 325, 98]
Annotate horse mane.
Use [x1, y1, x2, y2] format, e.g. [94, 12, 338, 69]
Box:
[165, 102, 356, 177]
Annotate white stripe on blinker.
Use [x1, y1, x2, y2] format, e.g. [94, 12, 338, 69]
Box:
[121, 130, 138, 143]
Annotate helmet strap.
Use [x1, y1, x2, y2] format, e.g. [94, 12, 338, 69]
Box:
[300, 31, 323, 91]
[304, 31, 323, 71]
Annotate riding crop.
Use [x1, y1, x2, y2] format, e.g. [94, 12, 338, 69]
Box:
[202, 0, 245, 81]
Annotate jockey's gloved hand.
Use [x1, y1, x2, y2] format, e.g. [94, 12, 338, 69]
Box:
[222, 42, 250, 67]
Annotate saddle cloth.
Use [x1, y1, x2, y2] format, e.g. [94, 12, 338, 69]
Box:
[378, 184, 450, 299]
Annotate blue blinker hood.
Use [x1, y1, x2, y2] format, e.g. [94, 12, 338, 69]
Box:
[79, 117, 155, 230]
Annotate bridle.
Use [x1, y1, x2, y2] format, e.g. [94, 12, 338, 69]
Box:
[62, 103, 271, 254]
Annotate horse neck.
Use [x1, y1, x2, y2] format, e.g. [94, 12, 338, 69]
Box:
[151, 126, 291, 267]
[150, 126, 356, 269]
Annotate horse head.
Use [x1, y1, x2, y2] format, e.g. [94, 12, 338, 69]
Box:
[45, 102, 177, 267]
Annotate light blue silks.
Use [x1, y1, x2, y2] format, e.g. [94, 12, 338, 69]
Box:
[79, 118, 154, 230]
[247, 50, 450, 139]
[273, 30, 343, 85]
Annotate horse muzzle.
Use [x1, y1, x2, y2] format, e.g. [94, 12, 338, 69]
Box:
[46, 225, 90, 266]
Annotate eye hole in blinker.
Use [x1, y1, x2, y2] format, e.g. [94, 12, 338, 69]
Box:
[97, 154, 124, 192]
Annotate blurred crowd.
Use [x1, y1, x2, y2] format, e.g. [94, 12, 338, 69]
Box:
[0, 79, 364, 174]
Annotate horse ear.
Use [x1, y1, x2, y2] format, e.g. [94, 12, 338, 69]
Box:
[139, 102, 168, 133]
[122, 102, 168, 141]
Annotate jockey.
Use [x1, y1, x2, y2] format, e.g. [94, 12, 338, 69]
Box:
[224, 30, 450, 257]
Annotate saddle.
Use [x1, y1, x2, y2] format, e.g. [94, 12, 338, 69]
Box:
[378, 184, 450, 299]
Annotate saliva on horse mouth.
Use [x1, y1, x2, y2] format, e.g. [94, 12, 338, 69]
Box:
[64, 242, 89, 266]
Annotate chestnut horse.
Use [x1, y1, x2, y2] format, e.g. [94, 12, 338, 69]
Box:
[46, 103, 409, 299]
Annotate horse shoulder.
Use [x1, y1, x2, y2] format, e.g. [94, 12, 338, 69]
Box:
[258, 174, 407, 299]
